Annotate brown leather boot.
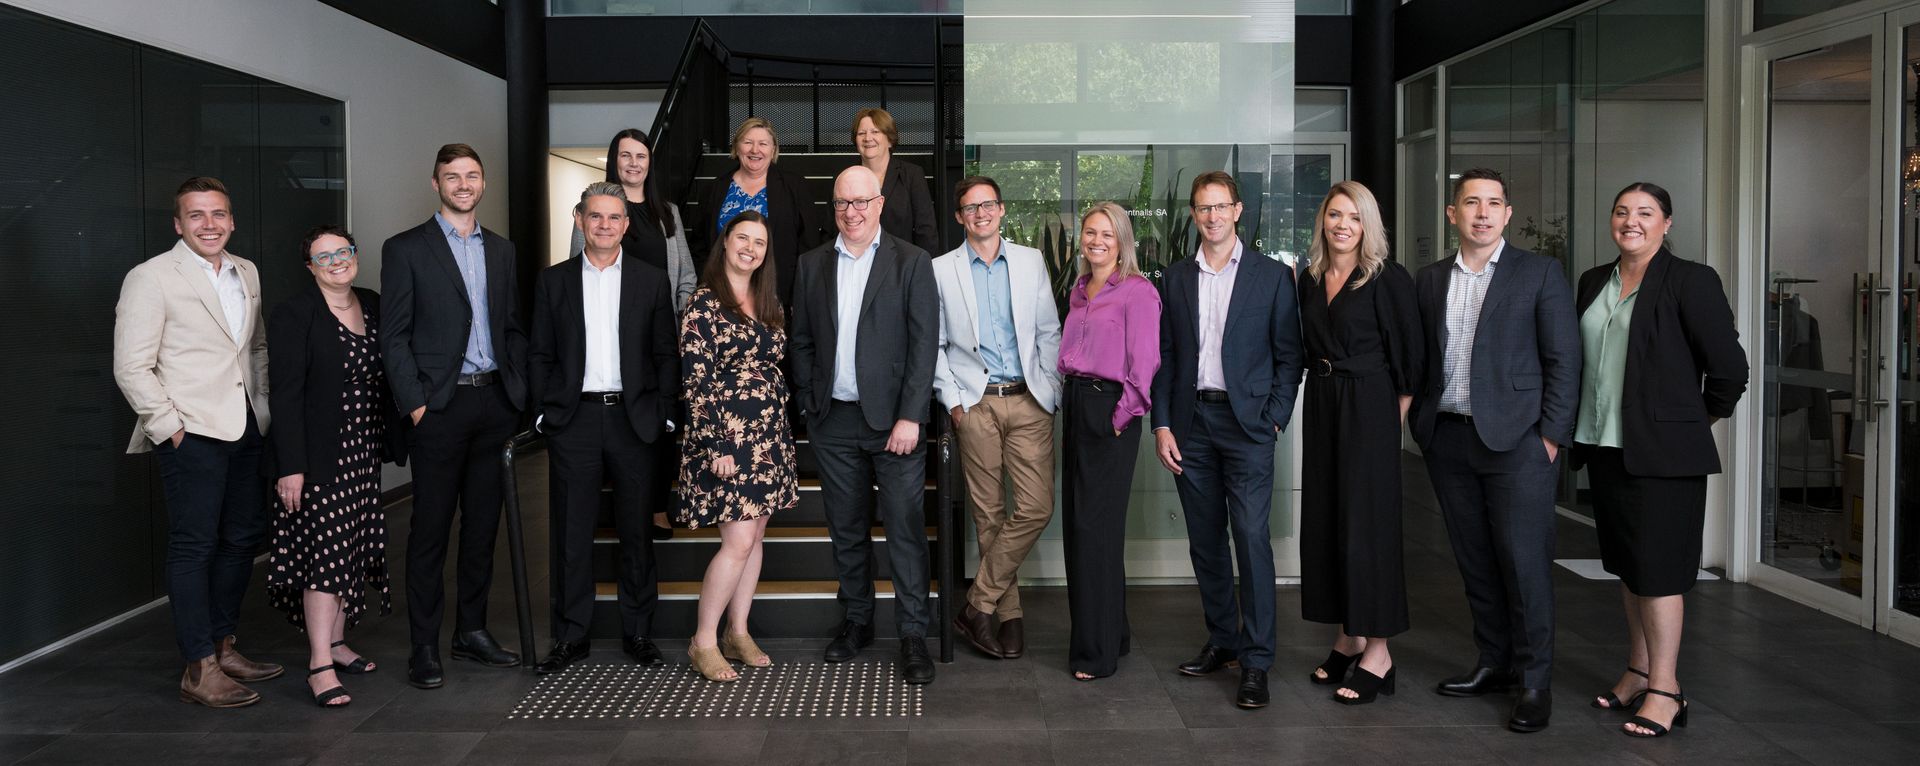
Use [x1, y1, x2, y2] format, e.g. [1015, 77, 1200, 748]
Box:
[180, 656, 260, 708]
[215, 635, 284, 681]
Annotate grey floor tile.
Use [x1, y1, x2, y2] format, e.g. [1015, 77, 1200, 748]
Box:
[756, 729, 910, 766]
[1049, 728, 1196, 766]
[458, 730, 626, 765]
[15, 733, 209, 765]
[0, 695, 132, 736]
[310, 732, 485, 766]
[903, 730, 1052, 765]
[608, 730, 767, 765]
[1322, 725, 1501, 764]
[1746, 720, 1920, 765]
[1184, 727, 1352, 766]
[1030, 653, 1184, 731]
[0, 734, 56, 764]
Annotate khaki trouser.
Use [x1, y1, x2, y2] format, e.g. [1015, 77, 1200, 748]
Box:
[952, 390, 1057, 619]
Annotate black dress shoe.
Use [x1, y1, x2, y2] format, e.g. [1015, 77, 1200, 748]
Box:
[1509, 688, 1552, 733]
[1235, 668, 1270, 709]
[407, 645, 444, 690]
[1177, 644, 1238, 677]
[1435, 666, 1518, 697]
[952, 605, 1003, 659]
[997, 618, 1025, 659]
[823, 621, 874, 663]
[624, 636, 664, 666]
[899, 636, 936, 685]
[534, 641, 591, 676]
[450, 629, 520, 668]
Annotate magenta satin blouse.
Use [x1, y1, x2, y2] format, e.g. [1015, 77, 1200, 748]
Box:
[1058, 271, 1162, 433]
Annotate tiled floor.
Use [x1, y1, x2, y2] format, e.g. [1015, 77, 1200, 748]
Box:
[4, 455, 1920, 765]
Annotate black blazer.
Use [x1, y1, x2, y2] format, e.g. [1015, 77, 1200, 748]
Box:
[379, 217, 528, 419]
[266, 284, 407, 484]
[696, 163, 826, 307]
[1571, 249, 1748, 476]
[1149, 246, 1306, 443]
[528, 253, 680, 442]
[875, 158, 939, 256]
[1410, 245, 1582, 452]
[788, 232, 939, 431]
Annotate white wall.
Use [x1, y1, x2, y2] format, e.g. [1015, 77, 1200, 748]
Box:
[548, 155, 605, 265]
[15, 0, 510, 491]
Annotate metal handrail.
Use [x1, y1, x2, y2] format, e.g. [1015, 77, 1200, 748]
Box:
[499, 429, 544, 668]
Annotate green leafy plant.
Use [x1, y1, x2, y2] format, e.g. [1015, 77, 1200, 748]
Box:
[1517, 215, 1568, 265]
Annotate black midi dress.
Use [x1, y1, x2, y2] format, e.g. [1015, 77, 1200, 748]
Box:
[1296, 260, 1422, 637]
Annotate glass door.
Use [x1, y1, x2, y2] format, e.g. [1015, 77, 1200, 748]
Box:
[1883, 11, 1920, 643]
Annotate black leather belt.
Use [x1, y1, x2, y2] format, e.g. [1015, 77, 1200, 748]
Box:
[1310, 351, 1388, 378]
[1437, 411, 1474, 425]
[1066, 375, 1116, 392]
[1196, 389, 1230, 403]
[983, 381, 1028, 397]
[456, 370, 498, 387]
[582, 391, 621, 405]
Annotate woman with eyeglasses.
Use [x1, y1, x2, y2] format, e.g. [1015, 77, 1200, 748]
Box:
[265, 226, 407, 708]
[852, 107, 938, 255]
[698, 117, 824, 307]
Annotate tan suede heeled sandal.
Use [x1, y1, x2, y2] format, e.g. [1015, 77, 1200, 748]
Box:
[688, 644, 738, 682]
[719, 633, 772, 667]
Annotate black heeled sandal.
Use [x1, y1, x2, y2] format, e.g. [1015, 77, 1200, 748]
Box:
[308, 666, 351, 708]
[331, 640, 375, 674]
[1310, 648, 1361, 686]
[1623, 689, 1688, 737]
[1591, 667, 1648, 710]
[1334, 665, 1396, 705]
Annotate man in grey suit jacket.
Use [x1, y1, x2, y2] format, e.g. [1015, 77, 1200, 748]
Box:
[932, 176, 1062, 661]
[1411, 168, 1580, 733]
[789, 166, 939, 684]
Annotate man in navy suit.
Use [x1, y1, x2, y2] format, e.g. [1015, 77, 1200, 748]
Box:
[1410, 167, 1580, 733]
[1152, 171, 1306, 710]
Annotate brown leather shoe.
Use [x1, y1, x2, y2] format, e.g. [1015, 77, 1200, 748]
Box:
[179, 656, 260, 708]
[996, 617, 1025, 659]
[215, 635, 284, 682]
[952, 604, 1004, 658]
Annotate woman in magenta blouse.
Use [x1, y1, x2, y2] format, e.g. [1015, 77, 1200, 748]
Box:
[1058, 201, 1162, 680]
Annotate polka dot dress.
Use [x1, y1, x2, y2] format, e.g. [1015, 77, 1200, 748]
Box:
[267, 308, 392, 629]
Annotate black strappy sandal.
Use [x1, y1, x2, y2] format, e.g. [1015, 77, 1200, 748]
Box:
[308, 666, 351, 708]
[331, 640, 375, 674]
[1334, 665, 1396, 705]
[1623, 689, 1688, 737]
[1310, 648, 1361, 686]
[1591, 667, 1649, 710]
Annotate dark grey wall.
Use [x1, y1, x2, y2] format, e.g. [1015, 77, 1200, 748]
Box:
[1395, 0, 1587, 79]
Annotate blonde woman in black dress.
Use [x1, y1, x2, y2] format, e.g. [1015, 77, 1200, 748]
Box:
[267, 226, 404, 707]
[679, 211, 800, 681]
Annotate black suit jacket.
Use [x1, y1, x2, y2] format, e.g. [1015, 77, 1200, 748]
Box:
[379, 217, 528, 419]
[528, 253, 680, 442]
[695, 163, 825, 307]
[1410, 245, 1581, 452]
[266, 284, 407, 484]
[875, 158, 939, 256]
[788, 232, 938, 431]
[1571, 249, 1748, 476]
[1150, 246, 1306, 443]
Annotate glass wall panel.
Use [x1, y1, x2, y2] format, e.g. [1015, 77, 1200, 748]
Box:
[1755, 0, 1865, 31]
[1892, 24, 1920, 618]
[549, 0, 961, 14]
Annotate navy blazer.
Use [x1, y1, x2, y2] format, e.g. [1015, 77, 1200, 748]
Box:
[379, 217, 528, 418]
[266, 283, 407, 484]
[1570, 249, 1748, 476]
[788, 232, 939, 431]
[1409, 244, 1581, 452]
[1150, 246, 1306, 443]
[528, 253, 681, 442]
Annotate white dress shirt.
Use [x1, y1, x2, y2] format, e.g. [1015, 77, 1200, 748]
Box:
[197, 253, 248, 345]
[1194, 240, 1243, 392]
[1439, 239, 1504, 415]
[831, 235, 879, 402]
[581, 250, 624, 392]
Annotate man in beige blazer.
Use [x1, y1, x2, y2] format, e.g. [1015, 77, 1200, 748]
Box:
[113, 176, 280, 708]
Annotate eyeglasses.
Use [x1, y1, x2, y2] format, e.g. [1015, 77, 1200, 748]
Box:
[958, 200, 1003, 217]
[832, 196, 883, 212]
[1192, 202, 1240, 216]
[310, 245, 357, 267]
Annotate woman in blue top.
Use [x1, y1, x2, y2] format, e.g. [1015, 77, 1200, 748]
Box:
[697, 117, 823, 308]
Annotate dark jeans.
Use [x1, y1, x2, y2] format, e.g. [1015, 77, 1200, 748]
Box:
[154, 409, 267, 662]
[810, 400, 931, 637]
[547, 400, 660, 642]
[1171, 399, 1279, 671]
[406, 383, 518, 646]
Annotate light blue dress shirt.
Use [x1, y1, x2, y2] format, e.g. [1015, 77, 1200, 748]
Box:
[435, 212, 495, 374]
[967, 240, 1024, 383]
[831, 235, 879, 402]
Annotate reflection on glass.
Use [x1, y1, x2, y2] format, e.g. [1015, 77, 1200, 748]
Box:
[1755, 0, 1860, 31]
[1761, 37, 1871, 597]
[1897, 25, 1920, 619]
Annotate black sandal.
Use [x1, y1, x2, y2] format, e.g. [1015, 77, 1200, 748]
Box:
[1591, 667, 1648, 710]
[1623, 689, 1688, 737]
[1334, 665, 1396, 705]
[1310, 648, 1361, 685]
[308, 666, 351, 708]
[331, 640, 375, 674]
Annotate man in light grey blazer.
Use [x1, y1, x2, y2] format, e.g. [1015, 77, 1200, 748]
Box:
[933, 176, 1063, 661]
[113, 176, 281, 708]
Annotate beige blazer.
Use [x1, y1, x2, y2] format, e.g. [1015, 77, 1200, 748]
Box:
[114, 240, 271, 453]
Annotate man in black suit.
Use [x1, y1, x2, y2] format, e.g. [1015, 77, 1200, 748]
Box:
[789, 166, 939, 684]
[1410, 167, 1580, 733]
[528, 182, 680, 675]
[381, 143, 528, 689]
[1151, 171, 1306, 710]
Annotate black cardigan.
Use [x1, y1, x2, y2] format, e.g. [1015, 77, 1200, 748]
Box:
[267, 283, 407, 484]
[695, 162, 825, 307]
[875, 158, 939, 257]
[1570, 248, 1748, 477]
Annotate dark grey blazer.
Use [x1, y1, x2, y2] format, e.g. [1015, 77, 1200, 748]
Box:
[876, 158, 939, 257]
[1409, 244, 1581, 452]
[788, 232, 939, 431]
[1150, 247, 1306, 444]
[379, 217, 528, 417]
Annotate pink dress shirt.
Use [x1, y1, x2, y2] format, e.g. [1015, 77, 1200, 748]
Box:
[1058, 271, 1162, 433]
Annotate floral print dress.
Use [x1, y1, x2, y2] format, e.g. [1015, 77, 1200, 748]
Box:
[676, 287, 799, 528]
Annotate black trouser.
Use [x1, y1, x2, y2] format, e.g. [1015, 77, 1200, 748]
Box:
[1061, 377, 1141, 678]
[406, 383, 518, 646]
[154, 409, 267, 662]
[1423, 417, 1560, 690]
[1172, 399, 1278, 671]
[810, 400, 931, 637]
[547, 398, 660, 642]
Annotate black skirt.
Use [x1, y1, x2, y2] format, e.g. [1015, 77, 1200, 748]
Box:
[1583, 446, 1707, 597]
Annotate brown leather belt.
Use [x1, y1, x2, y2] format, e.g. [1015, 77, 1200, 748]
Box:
[983, 381, 1028, 397]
